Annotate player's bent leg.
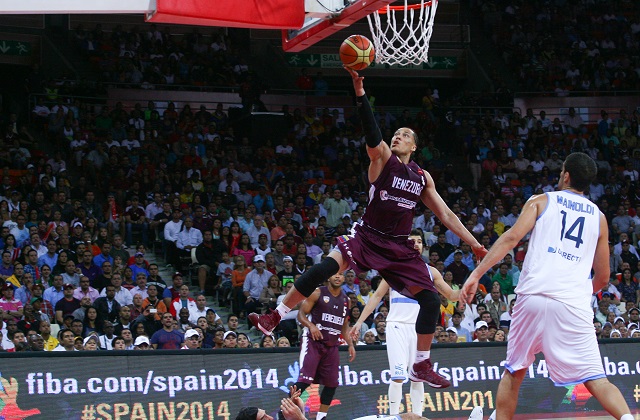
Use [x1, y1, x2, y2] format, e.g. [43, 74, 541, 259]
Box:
[292, 255, 341, 297]
[248, 253, 343, 335]
[584, 378, 633, 420]
[495, 368, 526, 420]
[409, 290, 450, 388]
[318, 386, 336, 419]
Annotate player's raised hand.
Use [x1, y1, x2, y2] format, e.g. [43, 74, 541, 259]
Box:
[348, 322, 362, 342]
[344, 66, 365, 96]
[460, 273, 480, 304]
[288, 385, 305, 413]
[280, 397, 306, 420]
[309, 324, 323, 341]
[472, 244, 488, 261]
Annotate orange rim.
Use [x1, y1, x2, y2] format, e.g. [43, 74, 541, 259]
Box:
[376, 0, 435, 14]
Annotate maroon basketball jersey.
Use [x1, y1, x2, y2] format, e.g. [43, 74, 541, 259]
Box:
[306, 286, 348, 347]
[361, 155, 426, 237]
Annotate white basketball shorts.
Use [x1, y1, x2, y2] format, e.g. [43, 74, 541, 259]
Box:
[505, 294, 605, 386]
[386, 321, 417, 381]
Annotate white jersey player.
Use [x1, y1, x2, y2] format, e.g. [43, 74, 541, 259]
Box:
[461, 153, 633, 420]
[349, 231, 460, 416]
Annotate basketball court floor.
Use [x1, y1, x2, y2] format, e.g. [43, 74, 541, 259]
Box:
[511, 414, 637, 420]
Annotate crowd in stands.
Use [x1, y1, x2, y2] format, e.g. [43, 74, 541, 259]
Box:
[2, 13, 640, 350]
[70, 23, 254, 91]
[478, 0, 640, 94]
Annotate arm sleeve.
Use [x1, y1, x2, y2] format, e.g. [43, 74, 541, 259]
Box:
[356, 94, 383, 148]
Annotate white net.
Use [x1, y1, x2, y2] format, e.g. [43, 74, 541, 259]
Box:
[366, 0, 438, 66]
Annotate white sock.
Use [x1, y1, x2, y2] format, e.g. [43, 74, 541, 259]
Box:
[489, 409, 496, 420]
[276, 303, 291, 318]
[409, 381, 425, 415]
[620, 415, 633, 420]
[415, 350, 430, 363]
[316, 412, 327, 420]
[388, 381, 403, 415]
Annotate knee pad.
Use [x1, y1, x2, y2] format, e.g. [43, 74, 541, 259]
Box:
[320, 386, 337, 406]
[293, 257, 340, 297]
[414, 290, 441, 335]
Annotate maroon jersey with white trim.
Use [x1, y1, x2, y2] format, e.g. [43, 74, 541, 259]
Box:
[361, 155, 426, 237]
[305, 286, 348, 347]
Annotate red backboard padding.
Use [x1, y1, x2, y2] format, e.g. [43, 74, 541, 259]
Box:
[148, 0, 305, 29]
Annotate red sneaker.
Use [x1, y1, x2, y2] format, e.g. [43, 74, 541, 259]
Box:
[248, 310, 281, 335]
[409, 359, 451, 388]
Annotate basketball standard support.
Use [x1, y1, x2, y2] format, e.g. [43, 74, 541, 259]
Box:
[282, 0, 395, 52]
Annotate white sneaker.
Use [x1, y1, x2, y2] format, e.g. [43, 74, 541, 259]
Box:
[468, 406, 483, 420]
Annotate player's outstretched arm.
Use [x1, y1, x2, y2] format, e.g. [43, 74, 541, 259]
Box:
[433, 269, 460, 302]
[297, 288, 323, 341]
[344, 66, 390, 182]
[349, 280, 390, 342]
[420, 172, 486, 260]
[592, 212, 611, 293]
[460, 194, 546, 303]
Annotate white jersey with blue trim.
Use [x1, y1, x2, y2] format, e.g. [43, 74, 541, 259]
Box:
[515, 190, 600, 309]
[386, 288, 420, 324]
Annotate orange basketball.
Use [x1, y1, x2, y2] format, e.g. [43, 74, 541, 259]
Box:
[339, 35, 375, 70]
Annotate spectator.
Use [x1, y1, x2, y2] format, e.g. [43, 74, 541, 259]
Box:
[246, 215, 271, 249]
[243, 255, 271, 320]
[73, 276, 99, 303]
[176, 217, 203, 269]
[54, 283, 80, 324]
[79, 250, 101, 283]
[129, 273, 149, 300]
[61, 260, 82, 287]
[188, 294, 217, 325]
[0, 282, 23, 322]
[169, 284, 197, 318]
[42, 274, 64, 311]
[52, 329, 76, 352]
[322, 188, 352, 228]
[150, 312, 183, 350]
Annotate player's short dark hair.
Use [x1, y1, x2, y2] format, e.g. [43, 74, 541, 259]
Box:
[235, 406, 258, 420]
[563, 152, 597, 192]
[410, 229, 423, 238]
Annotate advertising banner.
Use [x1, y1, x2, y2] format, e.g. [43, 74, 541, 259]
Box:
[1, 341, 639, 419]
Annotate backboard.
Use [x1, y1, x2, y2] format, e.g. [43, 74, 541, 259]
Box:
[2, 0, 305, 30]
[147, 0, 304, 29]
[282, 0, 395, 52]
[6, 0, 389, 52]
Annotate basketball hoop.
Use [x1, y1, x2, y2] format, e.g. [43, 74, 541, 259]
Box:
[367, 0, 438, 66]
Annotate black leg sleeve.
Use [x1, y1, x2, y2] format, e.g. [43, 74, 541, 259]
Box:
[320, 386, 337, 406]
[293, 257, 340, 297]
[414, 289, 441, 335]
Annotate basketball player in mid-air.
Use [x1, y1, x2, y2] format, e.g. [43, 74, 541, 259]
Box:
[349, 230, 460, 416]
[460, 152, 633, 420]
[250, 66, 487, 388]
[294, 272, 355, 420]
